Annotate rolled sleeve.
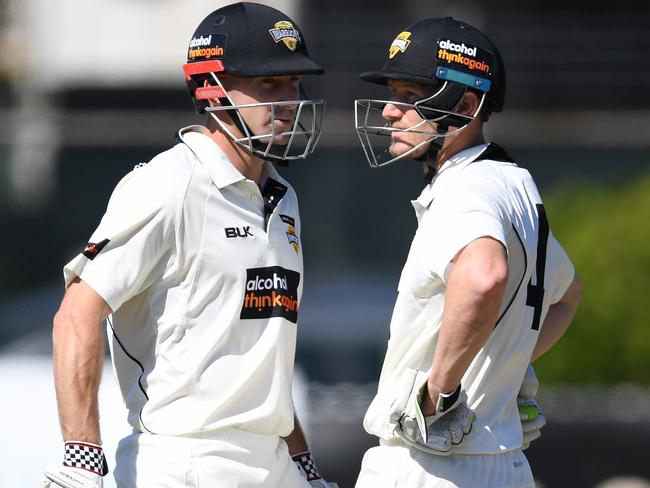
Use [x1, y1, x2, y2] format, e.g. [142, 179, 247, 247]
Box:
[63, 166, 177, 312]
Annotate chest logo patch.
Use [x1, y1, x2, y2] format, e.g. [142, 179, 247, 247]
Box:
[241, 266, 300, 323]
[225, 226, 253, 239]
[280, 214, 299, 254]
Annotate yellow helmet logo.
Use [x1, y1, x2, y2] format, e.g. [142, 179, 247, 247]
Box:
[389, 31, 412, 59]
[269, 21, 302, 51]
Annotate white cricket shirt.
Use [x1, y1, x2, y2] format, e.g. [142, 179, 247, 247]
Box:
[364, 143, 575, 454]
[64, 126, 304, 437]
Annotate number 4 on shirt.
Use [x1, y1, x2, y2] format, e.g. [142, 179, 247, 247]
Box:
[526, 204, 549, 331]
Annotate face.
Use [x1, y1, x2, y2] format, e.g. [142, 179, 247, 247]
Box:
[220, 75, 302, 145]
[382, 79, 438, 160]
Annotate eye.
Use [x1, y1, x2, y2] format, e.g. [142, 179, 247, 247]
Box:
[405, 91, 420, 102]
[258, 78, 276, 88]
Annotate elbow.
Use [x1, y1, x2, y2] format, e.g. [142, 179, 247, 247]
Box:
[575, 274, 583, 299]
[469, 261, 508, 299]
[567, 273, 583, 309]
[52, 307, 71, 348]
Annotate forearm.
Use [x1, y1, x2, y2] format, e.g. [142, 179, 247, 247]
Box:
[429, 276, 504, 394]
[52, 283, 108, 444]
[425, 238, 507, 413]
[282, 415, 310, 455]
[531, 276, 582, 361]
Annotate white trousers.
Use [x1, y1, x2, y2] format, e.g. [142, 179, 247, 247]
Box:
[355, 440, 535, 488]
[113, 430, 310, 488]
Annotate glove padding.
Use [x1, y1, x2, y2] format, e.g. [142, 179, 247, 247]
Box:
[292, 451, 338, 488]
[308, 480, 339, 488]
[397, 383, 475, 455]
[517, 364, 547, 449]
[40, 463, 103, 488]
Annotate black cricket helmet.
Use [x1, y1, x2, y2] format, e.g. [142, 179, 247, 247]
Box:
[355, 17, 506, 167]
[183, 2, 325, 162]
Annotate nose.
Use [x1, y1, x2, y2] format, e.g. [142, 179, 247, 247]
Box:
[382, 102, 403, 121]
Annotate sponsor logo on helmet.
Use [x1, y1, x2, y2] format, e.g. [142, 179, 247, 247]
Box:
[241, 266, 300, 323]
[187, 33, 227, 61]
[389, 31, 412, 59]
[269, 21, 302, 51]
[436, 38, 492, 75]
[438, 39, 477, 57]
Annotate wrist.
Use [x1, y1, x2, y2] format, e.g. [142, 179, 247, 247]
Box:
[63, 440, 109, 476]
[436, 384, 462, 413]
[292, 450, 322, 481]
[422, 381, 461, 415]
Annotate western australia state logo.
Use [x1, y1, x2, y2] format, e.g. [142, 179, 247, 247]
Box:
[389, 31, 411, 59]
[269, 21, 302, 51]
[280, 214, 299, 254]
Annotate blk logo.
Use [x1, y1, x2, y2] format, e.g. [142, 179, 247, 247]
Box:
[225, 226, 253, 239]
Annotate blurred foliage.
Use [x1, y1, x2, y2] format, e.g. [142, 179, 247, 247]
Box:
[535, 170, 650, 385]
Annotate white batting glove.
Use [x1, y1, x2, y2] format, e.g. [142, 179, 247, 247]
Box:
[517, 364, 547, 449]
[41, 441, 107, 488]
[292, 451, 339, 488]
[398, 384, 475, 455]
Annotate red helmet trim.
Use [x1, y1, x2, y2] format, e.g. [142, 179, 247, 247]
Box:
[194, 85, 227, 100]
[183, 60, 225, 80]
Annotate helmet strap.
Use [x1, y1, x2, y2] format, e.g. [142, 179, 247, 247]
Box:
[417, 123, 447, 183]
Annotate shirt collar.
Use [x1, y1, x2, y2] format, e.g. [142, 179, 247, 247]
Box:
[178, 125, 246, 189]
[411, 143, 490, 220]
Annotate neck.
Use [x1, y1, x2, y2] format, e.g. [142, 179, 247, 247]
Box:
[434, 121, 485, 171]
[206, 120, 266, 185]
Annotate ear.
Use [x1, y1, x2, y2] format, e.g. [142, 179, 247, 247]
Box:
[203, 79, 222, 108]
[456, 90, 481, 116]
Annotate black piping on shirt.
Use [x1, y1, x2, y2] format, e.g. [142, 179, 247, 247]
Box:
[493, 224, 528, 330]
[107, 316, 153, 433]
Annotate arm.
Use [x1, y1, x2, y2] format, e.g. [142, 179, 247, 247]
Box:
[282, 414, 310, 455]
[422, 236, 508, 414]
[531, 274, 582, 361]
[52, 277, 112, 444]
[283, 415, 337, 487]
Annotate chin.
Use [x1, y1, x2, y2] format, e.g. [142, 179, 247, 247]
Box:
[390, 142, 427, 160]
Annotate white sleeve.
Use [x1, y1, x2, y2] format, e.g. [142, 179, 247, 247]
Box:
[419, 186, 507, 281]
[545, 232, 576, 304]
[63, 164, 178, 311]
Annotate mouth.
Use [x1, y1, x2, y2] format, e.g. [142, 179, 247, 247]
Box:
[390, 131, 413, 147]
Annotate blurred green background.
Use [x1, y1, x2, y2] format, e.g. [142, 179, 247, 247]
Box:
[538, 172, 650, 384]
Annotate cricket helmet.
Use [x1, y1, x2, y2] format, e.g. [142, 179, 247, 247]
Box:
[183, 2, 325, 162]
[355, 17, 505, 167]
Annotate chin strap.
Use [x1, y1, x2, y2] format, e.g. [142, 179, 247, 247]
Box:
[417, 123, 448, 184]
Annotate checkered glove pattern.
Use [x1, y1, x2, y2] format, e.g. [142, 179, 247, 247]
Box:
[63, 441, 108, 476]
[292, 451, 321, 481]
[291, 451, 339, 488]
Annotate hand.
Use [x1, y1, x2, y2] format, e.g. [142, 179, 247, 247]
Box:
[308, 480, 339, 488]
[517, 364, 547, 449]
[41, 463, 103, 488]
[292, 451, 338, 488]
[398, 384, 475, 455]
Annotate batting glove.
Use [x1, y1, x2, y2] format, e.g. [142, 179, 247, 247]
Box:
[398, 383, 475, 455]
[517, 364, 547, 449]
[292, 451, 339, 488]
[41, 441, 107, 488]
